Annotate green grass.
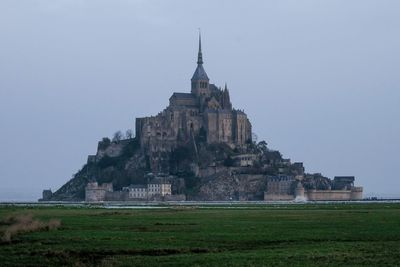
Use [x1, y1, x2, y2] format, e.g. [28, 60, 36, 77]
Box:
[0, 203, 399, 266]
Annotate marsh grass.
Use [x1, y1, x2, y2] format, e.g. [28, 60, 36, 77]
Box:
[0, 203, 399, 266]
[1, 213, 61, 242]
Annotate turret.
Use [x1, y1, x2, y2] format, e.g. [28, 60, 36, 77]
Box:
[222, 83, 232, 110]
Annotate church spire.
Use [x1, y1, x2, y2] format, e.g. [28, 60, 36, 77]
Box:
[222, 83, 232, 110]
[191, 31, 209, 83]
[191, 30, 209, 96]
[197, 31, 203, 65]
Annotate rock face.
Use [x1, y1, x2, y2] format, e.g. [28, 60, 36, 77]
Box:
[195, 173, 267, 201]
[50, 135, 333, 201]
[51, 138, 148, 201]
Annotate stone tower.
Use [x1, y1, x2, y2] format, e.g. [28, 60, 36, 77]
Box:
[191, 33, 210, 97]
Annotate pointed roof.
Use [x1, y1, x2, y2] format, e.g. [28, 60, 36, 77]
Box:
[191, 65, 209, 81]
[191, 32, 209, 81]
[197, 31, 203, 65]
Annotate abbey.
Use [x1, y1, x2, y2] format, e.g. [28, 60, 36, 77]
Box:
[46, 34, 363, 202]
[135, 35, 252, 168]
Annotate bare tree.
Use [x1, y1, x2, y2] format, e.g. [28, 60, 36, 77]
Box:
[125, 129, 134, 139]
[257, 141, 268, 155]
[112, 130, 123, 142]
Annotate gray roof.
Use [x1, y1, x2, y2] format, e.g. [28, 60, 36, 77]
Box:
[209, 84, 218, 92]
[334, 176, 355, 182]
[128, 184, 146, 189]
[204, 108, 218, 113]
[191, 64, 209, 81]
[171, 92, 196, 99]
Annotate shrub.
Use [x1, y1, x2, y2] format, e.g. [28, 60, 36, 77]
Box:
[1, 214, 61, 242]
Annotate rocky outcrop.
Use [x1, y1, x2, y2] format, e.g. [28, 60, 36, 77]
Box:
[50, 134, 346, 201]
[193, 169, 267, 201]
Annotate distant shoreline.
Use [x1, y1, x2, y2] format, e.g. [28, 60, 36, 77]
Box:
[1, 199, 400, 208]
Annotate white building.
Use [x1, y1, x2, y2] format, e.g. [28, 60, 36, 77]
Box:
[232, 154, 258, 167]
[123, 182, 172, 200]
[125, 185, 147, 199]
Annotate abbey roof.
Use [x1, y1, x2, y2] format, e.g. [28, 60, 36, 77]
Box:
[191, 64, 209, 81]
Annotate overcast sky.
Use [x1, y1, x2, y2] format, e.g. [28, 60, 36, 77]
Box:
[1, 0, 399, 201]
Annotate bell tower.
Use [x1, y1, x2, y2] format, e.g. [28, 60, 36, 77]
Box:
[191, 32, 210, 97]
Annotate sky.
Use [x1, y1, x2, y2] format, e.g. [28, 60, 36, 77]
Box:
[0, 0, 399, 201]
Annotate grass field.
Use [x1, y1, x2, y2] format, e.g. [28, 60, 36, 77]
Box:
[0, 203, 399, 266]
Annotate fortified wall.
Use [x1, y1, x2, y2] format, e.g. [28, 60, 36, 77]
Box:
[264, 176, 363, 201]
[305, 187, 363, 201]
[85, 182, 113, 202]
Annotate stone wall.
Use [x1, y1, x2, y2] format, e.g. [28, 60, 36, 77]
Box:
[195, 172, 267, 201]
[85, 188, 108, 202]
[205, 111, 218, 143]
[266, 176, 294, 196]
[306, 188, 363, 201]
[96, 142, 124, 160]
[164, 194, 186, 201]
[350, 187, 363, 200]
[263, 185, 363, 201]
[233, 111, 252, 145]
[264, 193, 294, 201]
[85, 182, 113, 202]
[105, 191, 129, 201]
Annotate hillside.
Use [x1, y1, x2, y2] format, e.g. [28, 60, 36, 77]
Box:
[50, 135, 332, 201]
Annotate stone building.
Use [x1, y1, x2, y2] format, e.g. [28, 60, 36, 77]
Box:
[148, 183, 172, 197]
[265, 176, 363, 201]
[125, 185, 147, 199]
[332, 176, 355, 190]
[39, 189, 53, 201]
[305, 187, 363, 201]
[232, 154, 258, 167]
[135, 34, 252, 171]
[264, 175, 295, 201]
[85, 180, 173, 202]
[85, 182, 113, 202]
[123, 182, 172, 200]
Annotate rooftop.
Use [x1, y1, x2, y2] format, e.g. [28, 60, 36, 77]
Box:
[191, 64, 209, 81]
[170, 92, 196, 99]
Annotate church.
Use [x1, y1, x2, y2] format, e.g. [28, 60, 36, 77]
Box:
[48, 35, 363, 203]
[135, 35, 252, 170]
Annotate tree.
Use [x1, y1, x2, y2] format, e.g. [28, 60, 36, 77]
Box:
[257, 141, 268, 155]
[126, 129, 134, 139]
[112, 131, 123, 142]
[98, 137, 111, 150]
[223, 156, 235, 167]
